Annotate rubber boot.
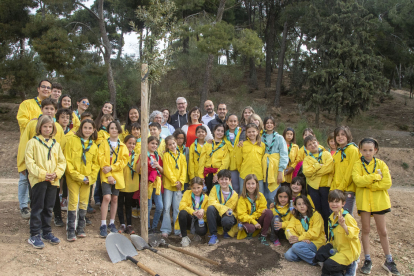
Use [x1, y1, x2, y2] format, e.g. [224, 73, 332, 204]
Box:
[77, 209, 87, 238]
[67, 211, 77, 241]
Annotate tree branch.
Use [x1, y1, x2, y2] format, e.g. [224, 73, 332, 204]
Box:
[74, 1, 100, 21]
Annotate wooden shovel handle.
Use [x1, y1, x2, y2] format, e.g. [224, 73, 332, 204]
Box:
[126, 256, 160, 276]
[154, 251, 208, 276]
[165, 244, 220, 266]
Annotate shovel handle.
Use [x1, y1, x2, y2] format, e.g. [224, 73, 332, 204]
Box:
[164, 244, 220, 266]
[154, 251, 208, 276]
[126, 256, 160, 276]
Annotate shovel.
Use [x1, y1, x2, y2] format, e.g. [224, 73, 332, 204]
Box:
[106, 233, 160, 276]
[131, 234, 208, 276]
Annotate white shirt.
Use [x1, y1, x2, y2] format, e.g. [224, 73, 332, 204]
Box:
[201, 113, 216, 125]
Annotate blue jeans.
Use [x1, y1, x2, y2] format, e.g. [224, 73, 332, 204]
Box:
[18, 171, 30, 209]
[284, 241, 317, 265]
[263, 182, 278, 208]
[230, 170, 240, 193]
[160, 189, 182, 235]
[238, 177, 263, 196]
[148, 189, 163, 229]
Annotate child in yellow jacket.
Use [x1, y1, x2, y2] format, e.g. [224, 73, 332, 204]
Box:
[236, 174, 273, 245]
[188, 125, 207, 180]
[290, 176, 315, 209]
[161, 135, 187, 237]
[119, 107, 140, 142]
[198, 124, 230, 194]
[98, 120, 129, 237]
[224, 114, 242, 192]
[64, 119, 100, 241]
[25, 115, 66, 248]
[235, 123, 265, 195]
[352, 138, 400, 275]
[285, 195, 326, 265]
[302, 135, 334, 235]
[314, 190, 361, 276]
[206, 170, 238, 245]
[117, 135, 139, 235]
[95, 114, 113, 146]
[331, 126, 361, 216]
[282, 127, 299, 183]
[175, 177, 208, 247]
[269, 185, 293, 246]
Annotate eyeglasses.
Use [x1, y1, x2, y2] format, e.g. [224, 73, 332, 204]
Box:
[40, 85, 51, 90]
[82, 101, 90, 106]
[177, 102, 186, 105]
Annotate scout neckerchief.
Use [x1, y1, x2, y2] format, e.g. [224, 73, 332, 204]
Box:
[194, 139, 202, 161]
[210, 140, 225, 157]
[274, 205, 290, 219]
[246, 194, 257, 215]
[178, 145, 186, 155]
[288, 143, 292, 156]
[300, 215, 311, 232]
[169, 150, 180, 169]
[304, 146, 310, 156]
[191, 193, 205, 210]
[137, 137, 141, 143]
[107, 138, 120, 164]
[262, 131, 277, 153]
[64, 127, 70, 134]
[328, 210, 349, 242]
[361, 156, 377, 174]
[74, 110, 81, 120]
[157, 137, 163, 149]
[80, 137, 93, 165]
[147, 151, 160, 175]
[127, 150, 136, 179]
[100, 126, 107, 132]
[215, 184, 233, 205]
[311, 149, 323, 163]
[34, 136, 56, 160]
[34, 97, 42, 109]
[225, 128, 239, 146]
[336, 142, 357, 162]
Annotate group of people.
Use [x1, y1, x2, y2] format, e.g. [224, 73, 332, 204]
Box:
[15, 79, 400, 276]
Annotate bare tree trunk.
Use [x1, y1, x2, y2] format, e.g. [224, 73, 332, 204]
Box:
[139, 28, 143, 60]
[274, 20, 288, 107]
[265, 0, 276, 88]
[18, 39, 26, 101]
[399, 63, 402, 89]
[117, 27, 124, 60]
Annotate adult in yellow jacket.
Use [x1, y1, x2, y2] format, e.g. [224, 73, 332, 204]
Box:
[206, 170, 239, 245]
[284, 195, 326, 265]
[161, 136, 187, 236]
[64, 124, 100, 241]
[224, 114, 242, 192]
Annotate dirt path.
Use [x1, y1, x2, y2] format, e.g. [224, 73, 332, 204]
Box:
[1, 178, 413, 276]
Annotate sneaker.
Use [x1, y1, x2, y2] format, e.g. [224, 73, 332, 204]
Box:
[100, 225, 108, 238]
[246, 233, 253, 240]
[208, 234, 219, 246]
[360, 260, 372, 274]
[161, 232, 169, 239]
[108, 223, 117, 233]
[148, 228, 155, 235]
[76, 228, 86, 238]
[61, 198, 68, 211]
[318, 262, 324, 268]
[181, 236, 191, 247]
[54, 216, 64, 227]
[192, 234, 202, 242]
[118, 225, 126, 233]
[382, 261, 400, 275]
[126, 226, 135, 234]
[41, 232, 60, 245]
[273, 239, 281, 246]
[85, 217, 92, 226]
[67, 230, 77, 241]
[87, 206, 96, 214]
[132, 209, 139, 218]
[259, 236, 269, 246]
[223, 232, 231, 239]
[345, 260, 358, 276]
[28, 234, 45, 249]
[95, 201, 101, 207]
[21, 207, 31, 220]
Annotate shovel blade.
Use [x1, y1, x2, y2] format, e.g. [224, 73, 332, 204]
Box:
[130, 234, 149, 251]
[106, 233, 138, 263]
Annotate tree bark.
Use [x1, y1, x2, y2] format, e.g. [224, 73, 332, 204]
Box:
[139, 28, 143, 60]
[265, 0, 276, 88]
[117, 27, 124, 60]
[274, 20, 288, 107]
[18, 39, 26, 101]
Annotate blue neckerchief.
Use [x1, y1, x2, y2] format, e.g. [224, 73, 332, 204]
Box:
[34, 97, 42, 109]
[262, 131, 277, 153]
[107, 138, 120, 164]
[80, 137, 93, 165]
[328, 210, 349, 242]
[300, 215, 310, 232]
[335, 142, 357, 162]
[34, 136, 56, 160]
[75, 110, 81, 120]
[177, 145, 186, 155]
[169, 150, 180, 169]
[194, 139, 202, 161]
[137, 137, 141, 143]
[311, 149, 323, 163]
[127, 151, 136, 179]
[215, 184, 233, 205]
[100, 126, 108, 132]
[225, 128, 239, 146]
[147, 151, 160, 175]
[210, 140, 226, 157]
[64, 127, 70, 134]
[361, 156, 376, 174]
[274, 205, 290, 220]
[191, 193, 204, 210]
[246, 194, 256, 215]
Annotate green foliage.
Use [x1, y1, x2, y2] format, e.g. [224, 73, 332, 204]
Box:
[232, 29, 264, 65]
[197, 22, 234, 54]
[294, 120, 327, 148]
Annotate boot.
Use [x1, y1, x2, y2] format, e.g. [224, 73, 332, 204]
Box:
[67, 211, 77, 241]
[77, 209, 87, 238]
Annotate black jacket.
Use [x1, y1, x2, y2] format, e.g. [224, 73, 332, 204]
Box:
[170, 111, 188, 129]
[207, 116, 226, 132]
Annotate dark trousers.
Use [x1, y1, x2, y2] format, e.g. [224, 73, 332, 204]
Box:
[53, 186, 61, 218]
[308, 186, 331, 236]
[205, 173, 217, 195]
[206, 205, 237, 235]
[270, 215, 287, 242]
[242, 209, 273, 236]
[94, 172, 102, 204]
[61, 174, 68, 198]
[30, 181, 57, 236]
[118, 192, 134, 225]
[178, 210, 208, 237]
[314, 244, 349, 276]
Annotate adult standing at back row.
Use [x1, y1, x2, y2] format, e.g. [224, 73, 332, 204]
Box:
[170, 97, 188, 129]
[201, 100, 217, 125]
[208, 103, 228, 132]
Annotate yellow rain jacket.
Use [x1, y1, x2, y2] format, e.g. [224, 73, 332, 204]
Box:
[262, 153, 285, 192]
[271, 204, 293, 230]
[25, 135, 66, 187]
[285, 143, 299, 183]
[235, 139, 265, 180]
[188, 140, 204, 179]
[60, 131, 74, 154]
[174, 190, 208, 230]
[302, 151, 334, 189]
[294, 144, 326, 165]
[16, 97, 42, 135]
[331, 144, 361, 192]
[96, 129, 110, 146]
[236, 192, 267, 239]
[352, 158, 392, 213]
[120, 151, 140, 193]
[71, 111, 80, 133]
[223, 127, 242, 171]
[162, 150, 187, 191]
[286, 211, 326, 249]
[198, 140, 230, 177]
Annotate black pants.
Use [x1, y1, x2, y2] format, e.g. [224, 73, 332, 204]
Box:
[314, 244, 349, 276]
[118, 192, 134, 225]
[178, 210, 208, 237]
[269, 215, 287, 242]
[308, 186, 331, 237]
[205, 173, 217, 195]
[30, 181, 57, 236]
[206, 205, 237, 235]
[61, 174, 68, 198]
[53, 186, 61, 218]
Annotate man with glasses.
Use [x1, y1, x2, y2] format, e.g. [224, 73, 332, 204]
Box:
[16, 79, 52, 219]
[208, 103, 228, 132]
[170, 97, 188, 129]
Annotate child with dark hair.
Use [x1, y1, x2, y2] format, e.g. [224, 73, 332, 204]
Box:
[269, 185, 293, 246]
